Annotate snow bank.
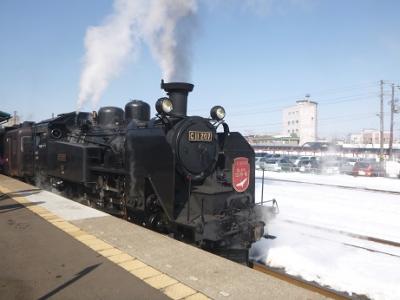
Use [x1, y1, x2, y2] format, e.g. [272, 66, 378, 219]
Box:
[251, 180, 400, 299]
[255, 170, 400, 193]
[386, 161, 400, 178]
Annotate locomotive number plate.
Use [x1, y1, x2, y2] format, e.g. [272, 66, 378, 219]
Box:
[188, 131, 212, 142]
[57, 153, 67, 162]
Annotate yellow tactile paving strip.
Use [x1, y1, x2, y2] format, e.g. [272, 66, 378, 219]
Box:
[0, 184, 211, 300]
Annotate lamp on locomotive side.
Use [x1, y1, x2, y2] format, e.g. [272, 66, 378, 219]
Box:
[156, 97, 173, 114]
[210, 105, 226, 121]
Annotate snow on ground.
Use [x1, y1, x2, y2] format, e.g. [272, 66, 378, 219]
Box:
[250, 178, 400, 300]
[26, 190, 107, 221]
[386, 161, 400, 178]
[255, 170, 400, 193]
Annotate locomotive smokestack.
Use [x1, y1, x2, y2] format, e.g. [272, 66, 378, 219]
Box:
[161, 80, 194, 117]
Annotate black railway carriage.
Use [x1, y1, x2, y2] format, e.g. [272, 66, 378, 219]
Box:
[3, 122, 34, 178]
[1, 81, 272, 262]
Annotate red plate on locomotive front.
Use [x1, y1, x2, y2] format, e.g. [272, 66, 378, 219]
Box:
[232, 157, 250, 192]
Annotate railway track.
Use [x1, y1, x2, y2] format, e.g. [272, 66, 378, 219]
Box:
[283, 219, 400, 249]
[256, 176, 400, 195]
[291, 228, 400, 259]
[282, 219, 400, 260]
[250, 261, 356, 299]
[341, 241, 400, 258]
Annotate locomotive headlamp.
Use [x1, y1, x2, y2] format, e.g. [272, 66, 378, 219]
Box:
[156, 97, 173, 114]
[210, 106, 226, 120]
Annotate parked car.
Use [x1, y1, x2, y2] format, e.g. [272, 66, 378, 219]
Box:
[259, 158, 295, 172]
[352, 162, 385, 177]
[319, 160, 340, 175]
[294, 156, 317, 168]
[340, 158, 358, 174]
[360, 158, 377, 164]
[259, 158, 274, 171]
[287, 155, 299, 164]
[255, 152, 267, 158]
[298, 159, 319, 173]
[255, 157, 263, 169]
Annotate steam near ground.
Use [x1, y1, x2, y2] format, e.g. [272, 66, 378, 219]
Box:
[250, 172, 400, 299]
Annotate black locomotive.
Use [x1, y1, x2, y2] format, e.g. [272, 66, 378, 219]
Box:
[1, 81, 272, 262]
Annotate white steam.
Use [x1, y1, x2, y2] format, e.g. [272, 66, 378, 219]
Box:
[143, 0, 197, 83]
[77, 0, 197, 110]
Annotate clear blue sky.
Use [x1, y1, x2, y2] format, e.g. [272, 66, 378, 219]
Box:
[1, 0, 399, 138]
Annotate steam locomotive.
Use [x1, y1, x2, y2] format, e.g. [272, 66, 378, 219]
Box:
[0, 81, 272, 262]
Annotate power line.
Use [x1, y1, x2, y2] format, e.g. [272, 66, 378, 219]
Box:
[224, 93, 377, 118]
[190, 81, 378, 112]
[202, 80, 399, 138]
[234, 112, 377, 130]
[388, 83, 399, 158]
[191, 92, 378, 118]
[379, 80, 384, 164]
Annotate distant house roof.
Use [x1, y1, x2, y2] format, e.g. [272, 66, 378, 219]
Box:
[301, 142, 341, 150]
[296, 100, 318, 105]
[0, 111, 11, 124]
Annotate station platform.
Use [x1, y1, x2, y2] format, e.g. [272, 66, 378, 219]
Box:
[0, 175, 327, 300]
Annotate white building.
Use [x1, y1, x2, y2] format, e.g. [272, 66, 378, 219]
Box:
[282, 97, 318, 145]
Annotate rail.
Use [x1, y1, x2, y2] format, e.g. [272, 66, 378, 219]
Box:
[250, 261, 354, 300]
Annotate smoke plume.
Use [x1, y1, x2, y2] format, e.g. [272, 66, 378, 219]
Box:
[143, 0, 197, 82]
[77, 0, 197, 110]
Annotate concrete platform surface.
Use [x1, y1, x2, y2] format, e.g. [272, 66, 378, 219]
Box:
[0, 175, 328, 300]
[0, 196, 169, 300]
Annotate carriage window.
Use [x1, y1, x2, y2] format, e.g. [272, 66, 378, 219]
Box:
[12, 138, 17, 155]
[21, 136, 31, 152]
[35, 135, 41, 146]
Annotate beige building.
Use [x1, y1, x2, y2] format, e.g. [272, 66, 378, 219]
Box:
[282, 97, 318, 145]
[362, 129, 390, 144]
[349, 129, 390, 145]
[246, 134, 299, 146]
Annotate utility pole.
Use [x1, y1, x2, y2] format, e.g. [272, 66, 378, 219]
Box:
[389, 84, 395, 160]
[379, 80, 384, 166]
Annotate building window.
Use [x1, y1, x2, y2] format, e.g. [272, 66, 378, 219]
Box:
[296, 120, 299, 124]
[288, 121, 290, 125]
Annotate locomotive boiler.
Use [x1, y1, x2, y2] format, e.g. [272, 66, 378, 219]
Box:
[1, 81, 272, 262]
